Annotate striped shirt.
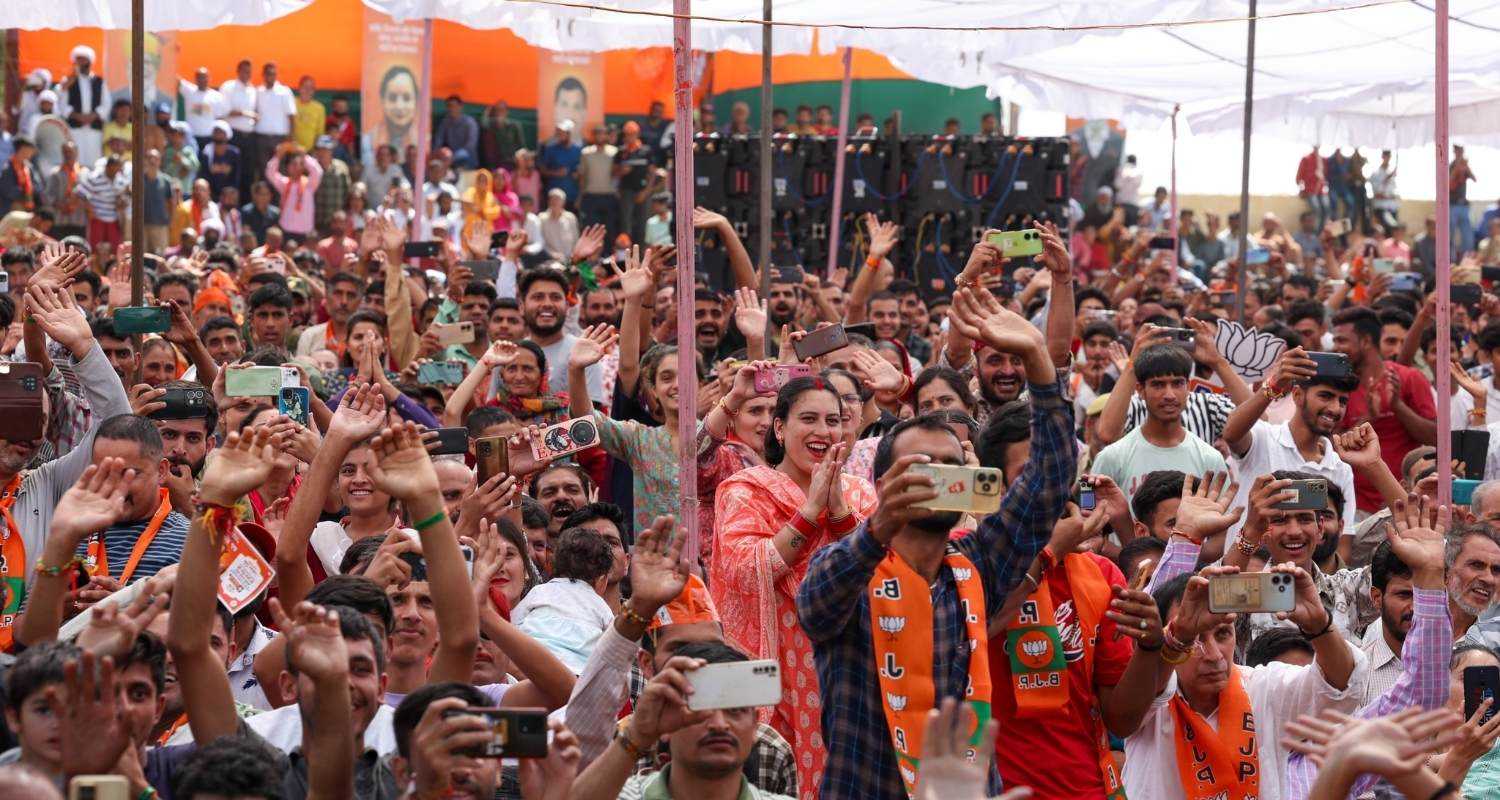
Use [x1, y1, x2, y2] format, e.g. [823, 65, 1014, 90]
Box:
[75, 510, 191, 585]
[1124, 390, 1235, 445]
[76, 169, 128, 222]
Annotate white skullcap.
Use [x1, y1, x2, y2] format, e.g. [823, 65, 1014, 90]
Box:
[70, 45, 96, 65]
[27, 68, 52, 87]
[37, 90, 58, 105]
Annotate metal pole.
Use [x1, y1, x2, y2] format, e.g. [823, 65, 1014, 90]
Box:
[1169, 105, 1179, 271]
[1435, 0, 1452, 506]
[673, 0, 701, 561]
[824, 47, 853, 280]
[411, 19, 434, 244]
[129, 0, 145, 385]
[757, 0, 773, 317]
[1235, 0, 1257, 323]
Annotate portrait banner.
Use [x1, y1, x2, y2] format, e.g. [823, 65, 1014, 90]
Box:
[102, 29, 178, 109]
[537, 49, 603, 141]
[361, 6, 423, 168]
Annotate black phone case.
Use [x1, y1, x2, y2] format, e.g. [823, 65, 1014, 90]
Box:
[1465, 666, 1500, 723]
[1307, 351, 1352, 379]
[430, 427, 469, 456]
[1274, 479, 1329, 511]
[1453, 429, 1490, 480]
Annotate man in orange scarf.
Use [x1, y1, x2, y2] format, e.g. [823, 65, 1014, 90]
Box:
[0, 136, 42, 213]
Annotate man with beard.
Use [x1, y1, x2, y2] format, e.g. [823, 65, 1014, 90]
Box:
[295, 272, 362, 357]
[495, 268, 604, 404]
[765, 275, 801, 331]
[147, 379, 217, 515]
[1221, 345, 1358, 541]
[437, 282, 494, 369]
[1092, 345, 1226, 504]
[1355, 540, 1424, 706]
[581, 287, 621, 328]
[530, 462, 592, 536]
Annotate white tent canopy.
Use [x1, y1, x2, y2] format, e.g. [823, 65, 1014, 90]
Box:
[365, 0, 1500, 147]
[2, 0, 312, 31]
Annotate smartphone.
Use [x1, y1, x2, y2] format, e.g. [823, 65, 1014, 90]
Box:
[418, 360, 466, 386]
[1076, 479, 1096, 512]
[403, 241, 443, 259]
[443, 707, 549, 758]
[460, 544, 475, 579]
[909, 464, 1004, 514]
[1307, 351, 1352, 380]
[278, 387, 311, 426]
[1335, 218, 1353, 235]
[1454, 430, 1490, 481]
[1371, 258, 1398, 275]
[1148, 236, 1176, 251]
[1085, 309, 1119, 323]
[1465, 666, 1500, 724]
[1454, 283, 1483, 306]
[474, 435, 509, 484]
[793, 324, 851, 361]
[0, 271, 8, 295]
[431, 321, 476, 346]
[1456, 478, 1482, 506]
[463, 259, 501, 284]
[0, 362, 46, 442]
[429, 427, 470, 457]
[1210, 291, 1237, 308]
[1245, 247, 1271, 266]
[1389, 272, 1423, 294]
[225, 366, 284, 397]
[1482, 266, 1500, 283]
[1207, 572, 1296, 614]
[69, 775, 130, 800]
[686, 659, 784, 711]
[530, 417, 601, 462]
[149, 387, 212, 421]
[774, 265, 806, 286]
[1273, 478, 1329, 511]
[753, 364, 813, 394]
[489, 231, 510, 252]
[111, 305, 171, 335]
[1159, 327, 1195, 346]
[986, 229, 1044, 258]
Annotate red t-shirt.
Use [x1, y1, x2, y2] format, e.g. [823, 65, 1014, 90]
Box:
[989, 553, 1132, 800]
[1341, 361, 1437, 512]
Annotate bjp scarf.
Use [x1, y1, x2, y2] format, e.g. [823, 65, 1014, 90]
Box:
[1002, 550, 1126, 798]
[189, 196, 208, 229]
[870, 547, 993, 797]
[9, 158, 33, 209]
[1169, 667, 1259, 800]
[0, 474, 27, 652]
[83, 488, 173, 585]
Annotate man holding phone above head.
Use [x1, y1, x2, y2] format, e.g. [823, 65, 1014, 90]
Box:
[1, 282, 131, 652]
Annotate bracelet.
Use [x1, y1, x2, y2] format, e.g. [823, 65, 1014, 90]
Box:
[1262, 381, 1288, 401]
[1161, 623, 1192, 654]
[614, 718, 646, 760]
[865, 255, 881, 269]
[788, 511, 821, 541]
[620, 602, 652, 629]
[34, 557, 82, 578]
[1298, 615, 1335, 640]
[1022, 572, 1041, 591]
[139, 788, 159, 800]
[413, 510, 448, 532]
[1160, 643, 1191, 664]
[827, 512, 858, 537]
[1429, 781, 1458, 800]
[1167, 529, 1197, 544]
[1235, 536, 1259, 556]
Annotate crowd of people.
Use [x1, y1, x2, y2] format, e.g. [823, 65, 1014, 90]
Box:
[0, 45, 1499, 800]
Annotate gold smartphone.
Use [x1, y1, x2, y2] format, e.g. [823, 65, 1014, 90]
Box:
[1208, 572, 1296, 614]
[910, 464, 1004, 514]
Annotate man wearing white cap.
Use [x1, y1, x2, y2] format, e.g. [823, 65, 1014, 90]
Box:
[24, 91, 59, 140]
[179, 66, 226, 152]
[202, 121, 243, 201]
[538, 117, 582, 206]
[60, 45, 109, 165]
[17, 69, 54, 138]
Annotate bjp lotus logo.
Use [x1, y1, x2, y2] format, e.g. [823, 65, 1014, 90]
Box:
[879, 616, 907, 635]
[1015, 630, 1055, 669]
[1215, 319, 1285, 382]
[886, 693, 908, 711]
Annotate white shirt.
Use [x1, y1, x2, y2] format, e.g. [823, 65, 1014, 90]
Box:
[179, 79, 227, 138]
[227, 619, 278, 710]
[1115, 164, 1142, 206]
[220, 79, 258, 133]
[1227, 420, 1356, 539]
[1356, 617, 1404, 708]
[1123, 655, 1366, 800]
[252, 82, 296, 136]
[309, 521, 418, 577]
[246, 701, 399, 756]
[61, 72, 110, 127]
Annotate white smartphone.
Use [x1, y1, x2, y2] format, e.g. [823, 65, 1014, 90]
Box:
[1208, 572, 1296, 614]
[686, 659, 783, 711]
[70, 775, 131, 800]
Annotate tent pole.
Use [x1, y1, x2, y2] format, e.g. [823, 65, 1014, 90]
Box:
[673, 0, 701, 561]
[1235, 0, 1256, 324]
[758, 0, 773, 330]
[824, 47, 853, 280]
[1169, 105, 1179, 271]
[1435, 0, 1452, 505]
[129, 0, 144, 385]
[411, 19, 433, 244]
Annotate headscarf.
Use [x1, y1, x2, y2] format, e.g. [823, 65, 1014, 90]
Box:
[487, 363, 569, 424]
[491, 168, 522, 230]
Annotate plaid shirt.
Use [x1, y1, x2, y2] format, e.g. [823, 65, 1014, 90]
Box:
[313, 157, 351, 232]
[796, 380, 1075, 800]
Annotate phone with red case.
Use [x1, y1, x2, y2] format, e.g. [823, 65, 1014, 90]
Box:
[530, 417, 602, 462]
[753, 364, 812, 394]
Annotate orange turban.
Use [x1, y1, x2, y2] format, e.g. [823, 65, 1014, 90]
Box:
[648, 573, 720, 631]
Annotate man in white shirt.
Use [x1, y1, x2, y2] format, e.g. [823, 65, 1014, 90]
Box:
[251, 61, 297, 188]
[1220, 346, 1358, 539]
[179, 67, 226, 151]
[1115, 154, 1143, 224]
[61, 45, 109, 165]
[219, 59, 259, 195]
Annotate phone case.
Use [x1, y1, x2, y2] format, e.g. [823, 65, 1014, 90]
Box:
[419, 361, 465, 386]
[753, 364, 812, 394]
[530, 417, 600, 462]
[474, 435, 509, 484]
[909, 464, 1004, 514]
[0, 362, 46, 442]
[987, 229, 1044, 258]
[1454, 430, 1490, 481]
[445, 707, 549, 758]
[1274, 479, 1329, 511]
[463, 259, 501, 283]
[151, 387, 212, 421]
[430, 427, 470, 456]
[1307, 351, 1352, 379]
[1465, 666, 1500, 724]
[225, 367, 284, 397]
[1208, 572, 1296, 614]
[112, 306, 171, 335]
[687, 659, 784, 711]
[433, 322, 476, 346]
[793, 325, 850, 361]
[278, 387, 311, 425]
[69, 775, 131, 800]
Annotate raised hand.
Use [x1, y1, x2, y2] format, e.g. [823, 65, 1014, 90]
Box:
[692, 206, 729, 230]
[1283, 707, 1459, 774]
[269, 598, 350, 684]
[128, 384, 167, 417]
[619, 245, 653, 300]
[25, 283, 93, 357]
[1270, 561, 1327, 631]
[1269, 346, 1318, 390]
[517, 720, 583, 800]
[198, 427, 277, 507]
[407, 697, 494, 797]
[866, 214, 901, 261]
[52, 458, 134, 544]
[360, 532, 420, 589]
[364, 421, 442, 502]
[1034, 220, 1071, 277]
[326, 382, 387, 444]
[913, 698, 1003, 800]
[1446, 698, 1500, 768]
[30, 248, 88, 289]
[571, 224, 607, 263]
[75, 586, 167, 658]
[955, 239, 1003, 289]
[568, 323, 618, 369]
[479, 340, 521, 371]
[1173, 472, 1244, 542]
[851, 349, 906, 393]
[1173, 565, 1239, 641]
[949, 287, 1045, 356]
[1240, 474, 1296, 546]
[627, 655, 711, 748]
[162, 299, 200, 348]
[732, 286, 767, 340]
[455, 474, 520, 541]
[1331, 422, 1382, 472]
[53, 650, 131, 776]
[627, 516, 689, 615]
[1386, 493, 1449, 579]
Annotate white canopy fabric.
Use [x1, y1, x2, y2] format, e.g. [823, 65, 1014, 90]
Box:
[365, 0, 1499, 147]
[2, 0, 312, 31]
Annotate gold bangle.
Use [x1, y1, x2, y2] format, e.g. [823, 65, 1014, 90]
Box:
[620, 602, 651, 628]
[1160, 644, 1192, 665]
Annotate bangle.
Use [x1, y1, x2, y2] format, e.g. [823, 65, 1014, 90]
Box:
[1298, 615, 1335, 640]
[1235, 536, 1259, 556]
[614, 718, 647, 760]
[788, 511, 820, 541]
[1167, 528, 1197, 544]
[827, 512, 858, 536]
[1262, 381, 1288, 401]
[620, 602, 652, 629]
[1023, 572, 1041, 591]
[413, 510, 447, 532]
[1161, 622, 1192, 654]
[865, 255, 881, 269]
[138, 788, 159, 800]
[34, 557, 81, 578]
[1160, 643, 1191, 664]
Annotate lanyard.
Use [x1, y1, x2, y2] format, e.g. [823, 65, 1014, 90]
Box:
[87, 488, 172, 585]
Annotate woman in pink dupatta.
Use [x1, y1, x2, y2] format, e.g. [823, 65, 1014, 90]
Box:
[490, 167, 524, 232]
[709, 376, 877, 799]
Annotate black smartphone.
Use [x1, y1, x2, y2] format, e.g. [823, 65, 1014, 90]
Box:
[842, 323, 877, 341]
[1159, 327, 1195, 346]
[150, 387, 212, 421]
[1454, 283, 1483, 306]
[1307, 351, 1353, 380]
[112, 306, 172, 335]
[1148, 236, 1176, 251]
[403, 241, 443, 259]
[1482, 266, 1500, 283]
[793, 324, 851, 361]
[489, 230, 510, 252]
[428, 427, 470, 457]
[1273, 478, 1329, 511]
[774, 265, 806, 286]
[463, 260, 501, 284]
[444, 707, 549, 758]
[1465, 665, 1500, 724]
[1453, 429, 1490, 481]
